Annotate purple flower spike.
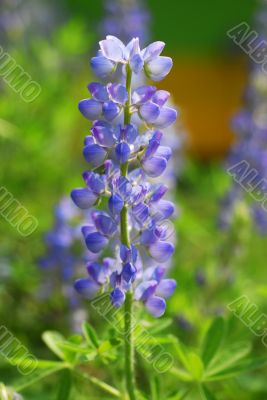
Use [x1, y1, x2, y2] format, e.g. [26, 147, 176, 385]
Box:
[73, 34, 178, 316]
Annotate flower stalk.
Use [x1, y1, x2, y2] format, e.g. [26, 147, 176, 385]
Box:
[120, 65, 136, 400]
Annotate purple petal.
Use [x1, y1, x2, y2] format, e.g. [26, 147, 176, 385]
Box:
[117, 176, 132, 199]
[151, 266, 166, 282]
[153, 200, 175, 221]
[90, 56, 116, 79]
[92, 212, 117, 236]
[122, 263, 137, 283]
[132, 202, 149, 223]
[143, 41, 165, 61]
[142, 156, 167, 177]
[115, 142, 131, 164]
[108, 193, 124, 215]
[145, 296, 166, 317]
[110, 288, 125, 308]
[85, 232, 108, 253]
[155, 146, 172, 160]
[99, 38, 124, 62]
[78, 99, 102, 120]
[140, 228, 158, 246]
[120, 244, 137, 263]
[71, 188, 97, 209]
[154, 107, 177, 128]
[87, 262, 108, 285]
[83, 172, 105, 194]
[74, 278, 100, 299]
[83, 144, 107, 167]
[152, 90, 170, 106]
[156, 279, 177, 298]
[134, 280, 158, 301]
[88, 82, 109, 102]
[144, 131, 162, 159]
[130, 53, 144, 74]
[120, 244, 131, 263]
[132, 85, 157, 105]
[145, 56, 173, 81]
[124, 124, 138, 144]
[91, 121, 116, 147]
[103, 101, 121, 121]
[107, 83, 128, 104]
[139, 102, 160, 123]
[84, 136, 94, 146]
[150, 184, 168, 202]
[149, 241, 174, 262]
[81, 225, 95, 239]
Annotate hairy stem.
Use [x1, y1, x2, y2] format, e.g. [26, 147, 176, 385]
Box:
[120, 64, 136, 400]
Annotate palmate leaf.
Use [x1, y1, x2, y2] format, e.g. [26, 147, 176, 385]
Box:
[187, 352, 204, 381]
[14, 361, 67, 391]
[167, 388, 192, 400]
[42, 331, 66, 360]
[147, 318, 173, 335]
[204, 356, 267, 382]
[204, 341, 252, 377]
[57, 369, 72, 400]
[199, 385, 217, 400]
[82, 321, 100, 348]
[201, 317, 225, 368]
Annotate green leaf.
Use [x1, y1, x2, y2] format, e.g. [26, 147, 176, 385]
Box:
[58, 341, 90, 354]
[205, 357, 267, 381]
[170, 367, 193, 382]
[201, 317, 225, 368]
[187, 352, 204, 381]
[42, 331, 66, 360]
[171, 336, 191, 371]
[15, 362, 67, 391]
[57, 370, 72, 400]
[150, 376, 160, 400]
[82, 321, 99, 348]
[200, 385, 217, 400]
[205, 341, 251, 377]
[148, 319, 173, 335]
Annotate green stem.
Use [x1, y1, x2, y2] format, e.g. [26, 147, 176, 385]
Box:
[120, 64, 136, 400]
[74, 370, 121, 398]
